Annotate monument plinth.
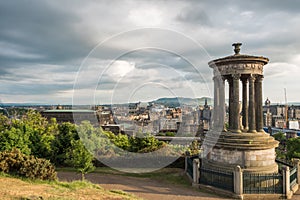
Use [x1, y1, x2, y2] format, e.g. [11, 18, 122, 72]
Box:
[203, 43, 279, 173]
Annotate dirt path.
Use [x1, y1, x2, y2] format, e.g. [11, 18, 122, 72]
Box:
[58, 172, 231, 200]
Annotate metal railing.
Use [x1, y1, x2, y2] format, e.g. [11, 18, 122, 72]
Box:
[186, 156, 195, 179]
[290, 166, 297, 189]
[276, 158, 294, 168]
[243, 173, 283, 194]
[199, 167, 234, 192]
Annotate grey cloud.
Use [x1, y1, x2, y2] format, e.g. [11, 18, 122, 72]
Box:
[1, 82, 73, 95]
[176, 4, 211, 26]
[0, 0, 90, 65]
[0, 0, 299, 103]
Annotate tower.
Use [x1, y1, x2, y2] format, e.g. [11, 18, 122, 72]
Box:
[202, 43, 279, 173]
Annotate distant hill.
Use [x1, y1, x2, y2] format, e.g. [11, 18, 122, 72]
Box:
[151, 97, 213, 107]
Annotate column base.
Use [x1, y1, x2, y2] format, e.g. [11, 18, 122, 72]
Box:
[243, 127, 249, 132]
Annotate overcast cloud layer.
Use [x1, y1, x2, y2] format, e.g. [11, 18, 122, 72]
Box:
[0, 0, 299, 104]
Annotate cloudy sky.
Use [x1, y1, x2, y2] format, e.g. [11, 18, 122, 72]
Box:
[0, 0, 299, 105]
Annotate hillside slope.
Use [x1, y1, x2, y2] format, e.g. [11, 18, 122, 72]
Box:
[0, 175, 139, 200]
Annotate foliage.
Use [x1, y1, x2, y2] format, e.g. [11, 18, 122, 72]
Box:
[0, 111, 59, 159]
[0, 148, 57, 180]
[0, 127, 31, 155]
[65, 140, 95, 180]
[0, 112, 178, 173]
[22, 110, 58, 159]
[165, 132, 175, 137]
[129, 132, 164, 153]
[286, 137, 300, 159]
[51, 122, 79, 165]
[93, 128, 165, 154]
[273, 132, 287, 159]
[0, 114, 10, 131]
[273, 132, 286, 142]
[112, 133, 131, 150]
[186, 140, 200, 156]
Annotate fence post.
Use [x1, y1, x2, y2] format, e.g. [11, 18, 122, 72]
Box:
[184, 156, 188, 173]
[193, 158, 200, 184]
[293, 158, 300, 184]
[283, 166, 291, 198]
[234, 165, 243, 196]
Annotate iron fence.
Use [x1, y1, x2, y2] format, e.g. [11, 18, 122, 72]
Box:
[199, 167, 234, 192]
[290, 166, 297, 189]
[243, 173, 283, 194]
[186, 156, 196, 179]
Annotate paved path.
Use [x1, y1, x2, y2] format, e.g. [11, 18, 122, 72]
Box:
[58, 172, 231, 200]
[293, 189, 300, 200]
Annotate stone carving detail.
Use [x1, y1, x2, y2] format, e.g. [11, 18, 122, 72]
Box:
[217, 63, 264, 76]
[232, 73, 241, 80]
[255, 75, 264, 82]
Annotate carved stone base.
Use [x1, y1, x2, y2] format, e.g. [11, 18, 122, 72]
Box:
[201, 131, 279, 173]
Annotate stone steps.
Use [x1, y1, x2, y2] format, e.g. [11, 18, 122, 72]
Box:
[202, 131, 279, 150]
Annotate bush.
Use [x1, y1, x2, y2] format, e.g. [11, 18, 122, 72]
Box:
[0, 148, 57, 180]
[165, 132, 175, 137]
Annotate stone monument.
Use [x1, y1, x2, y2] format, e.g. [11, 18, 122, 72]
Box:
[202, 43, 279, 173]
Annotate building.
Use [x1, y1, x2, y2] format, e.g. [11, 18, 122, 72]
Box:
[263, 100, 300, 129]
[41, 109, 99, 125]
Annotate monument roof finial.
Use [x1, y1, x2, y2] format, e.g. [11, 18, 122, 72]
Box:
[232, 43, 242, 55]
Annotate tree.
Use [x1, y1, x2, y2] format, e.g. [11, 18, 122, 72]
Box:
[11, 110, 59, 159]
[273, 132, 286, 142]
[186, 140, 200, 156]
[273, 131, 287, 159]
[51, 122, 79, 165]
[0, 127, 31, 155]
[65, 140, 95, 181]
[129, 132, 164, 153]
[286, 137, 300, 160]
[0, 114, 10, 131]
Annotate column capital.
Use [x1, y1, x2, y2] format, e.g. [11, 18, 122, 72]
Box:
[255, 75, 264, 82]
[249, 74, 256, 81]
[232, 73, 241, 80]
[227, 77, 233, 85]
[213, 75, 222, 81]
[221, 75, 226, 82]
[241, 77, 248, 84]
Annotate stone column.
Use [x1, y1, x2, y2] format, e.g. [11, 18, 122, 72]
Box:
[213, 75, 226, 131]
[242, 78, 248, 131]
[228, 78, 233, 130]
[213, 76, 220, 129]
[248, 75, 256, 133]
[220, 76, 226, 131]
[232, 73, 241, 133]
[255, 75, 264, 132]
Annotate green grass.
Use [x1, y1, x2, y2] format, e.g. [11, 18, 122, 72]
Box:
[0, 171, 141, 200]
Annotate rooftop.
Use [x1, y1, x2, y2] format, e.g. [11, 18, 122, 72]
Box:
[42, 109, 96, 113]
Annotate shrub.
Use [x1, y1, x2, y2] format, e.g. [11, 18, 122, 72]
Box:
[165, 132, 175, 137]
[0, 148, 57, 180]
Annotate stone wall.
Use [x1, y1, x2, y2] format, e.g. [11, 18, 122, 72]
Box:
[210, 147, 276, 169]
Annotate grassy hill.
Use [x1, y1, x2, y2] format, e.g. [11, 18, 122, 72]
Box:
[151, 97, 213, 107]
[0, 173, 139, 200]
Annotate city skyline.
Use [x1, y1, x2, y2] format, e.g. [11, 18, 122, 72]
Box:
[0, 1, 300, 104]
